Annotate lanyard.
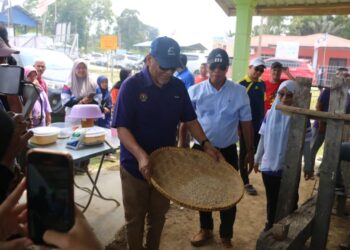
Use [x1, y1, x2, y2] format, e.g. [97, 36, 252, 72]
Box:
[246, 81, 255, 93]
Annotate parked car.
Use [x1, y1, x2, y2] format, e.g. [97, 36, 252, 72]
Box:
[183, 52, 207, 75]
[13, 47, 74, 121]
[113, 53, 143, 70]
[262, 58, 314, 82]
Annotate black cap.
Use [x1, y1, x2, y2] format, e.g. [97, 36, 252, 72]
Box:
[207, 48, 229, 67]
[271, 61, 283, 69]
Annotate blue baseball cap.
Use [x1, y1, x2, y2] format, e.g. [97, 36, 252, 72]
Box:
[150, 37, 181, 68]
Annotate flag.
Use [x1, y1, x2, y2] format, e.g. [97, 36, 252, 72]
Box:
[37, 0, 55, 16]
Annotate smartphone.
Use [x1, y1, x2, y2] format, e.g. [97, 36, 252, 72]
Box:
[26, 149, 75, 245]
[0, 65, 24, 95]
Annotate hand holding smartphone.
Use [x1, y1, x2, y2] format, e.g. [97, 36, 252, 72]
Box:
[26, 149, 75, 246]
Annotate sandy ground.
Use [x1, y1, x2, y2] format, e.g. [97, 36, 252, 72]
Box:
[106, 171, 350, 250]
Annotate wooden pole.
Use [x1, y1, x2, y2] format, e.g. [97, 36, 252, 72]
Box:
[275, 77, 312, 221]
[310, 77, 350, 250]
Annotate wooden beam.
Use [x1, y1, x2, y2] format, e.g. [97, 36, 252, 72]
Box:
[255, 3, 350, 16]
[310, 78, 349, 250]
[256, 197, 316, 250]
[275, 105, 350, 123]
[275, 78, 311, 221]
[218, 2, 350, 16]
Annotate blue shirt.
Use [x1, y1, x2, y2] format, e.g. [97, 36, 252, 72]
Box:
[188, 79, 252, 148]
[112, 67, 197, 180]
[174, 68, 194, 90]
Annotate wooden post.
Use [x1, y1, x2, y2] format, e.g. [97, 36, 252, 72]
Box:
[336, 124, 350, 216]
[256, 197, 316, 250]
[310, 77, 350, 250]
[275, 78, 312, 221]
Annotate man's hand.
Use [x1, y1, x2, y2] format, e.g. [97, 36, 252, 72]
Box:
[43, 207, 103, 250]
[202, 142, 224, 162]
[138, 154, 151, 182]
[1, 114, 33, 168]
[246, 151, 256, 174]
[253, 163, 260, 173]
[0, 179, 31, 248]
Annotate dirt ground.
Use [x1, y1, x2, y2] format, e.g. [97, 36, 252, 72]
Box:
[106, 170, 349, 250]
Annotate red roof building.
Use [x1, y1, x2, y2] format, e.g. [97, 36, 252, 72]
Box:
[250, 33, 350, 84]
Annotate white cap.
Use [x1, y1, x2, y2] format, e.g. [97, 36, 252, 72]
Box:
[249, 57, 266, 68]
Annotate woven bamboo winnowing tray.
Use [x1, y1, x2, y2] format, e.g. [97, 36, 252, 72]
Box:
[150, 147, 244, 211]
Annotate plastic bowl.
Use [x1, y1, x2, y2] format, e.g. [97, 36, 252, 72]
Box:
[30, 127, 60, 145]
[69, 104, 103, 119]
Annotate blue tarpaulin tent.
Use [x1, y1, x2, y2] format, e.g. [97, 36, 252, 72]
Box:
[0, 5, 38, 27]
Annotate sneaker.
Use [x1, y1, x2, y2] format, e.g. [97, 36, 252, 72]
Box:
[304, 171, 315, 181]
[190, 229, 213, 247]
[245, 184, 257, 195]
[105, 154, 117, 162]
[221, 238, 233, 249]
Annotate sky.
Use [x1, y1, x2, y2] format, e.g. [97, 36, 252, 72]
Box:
[112, 0, 238, 50]
[12, 0, 261, 50]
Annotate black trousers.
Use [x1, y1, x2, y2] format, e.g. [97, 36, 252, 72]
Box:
[262, 172, 299, 230]
[261, 173, 281, 230]
[239, 132, 260, 185]
[192, 143, 238, 239]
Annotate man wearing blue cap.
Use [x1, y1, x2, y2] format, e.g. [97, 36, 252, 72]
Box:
[112, 37, 223, 250]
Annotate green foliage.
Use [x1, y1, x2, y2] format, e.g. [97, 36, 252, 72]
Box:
[23, 1, 159, 51]
[23, 0, 38, 15]
[252, 16, 288, 36]
[252, 15, 350, 39]
[288, 16, 348, 37]
[116, 9, 159, 50]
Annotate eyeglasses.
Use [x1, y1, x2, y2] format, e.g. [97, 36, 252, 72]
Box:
[209, 63, 227, 71]
[158, 65, 176, 72]
[278, 91, 293, 99]
[254, 66, 265, 73]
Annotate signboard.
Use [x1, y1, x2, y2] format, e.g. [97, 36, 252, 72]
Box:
[275, 41, 299, 59]
[100, 35, 118, 50]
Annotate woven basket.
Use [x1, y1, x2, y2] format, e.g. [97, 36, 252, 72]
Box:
[150, 147, 244, 211]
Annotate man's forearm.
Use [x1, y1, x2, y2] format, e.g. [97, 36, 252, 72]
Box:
[185, 119, 207, 144]
[117, 127, 147, 162]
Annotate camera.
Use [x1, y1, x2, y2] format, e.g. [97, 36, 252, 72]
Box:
[0, 64, 40, 118]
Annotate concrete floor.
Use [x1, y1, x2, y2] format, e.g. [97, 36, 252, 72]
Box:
[75, 169, 125, 247]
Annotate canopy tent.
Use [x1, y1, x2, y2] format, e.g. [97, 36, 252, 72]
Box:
[134, 40, 207, 51]
[0, 5, 38, 27]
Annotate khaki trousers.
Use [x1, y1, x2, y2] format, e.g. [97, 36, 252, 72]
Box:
[120, 166, 170, 250]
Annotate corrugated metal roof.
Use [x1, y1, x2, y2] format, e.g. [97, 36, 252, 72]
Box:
[216, 0, 350, 16]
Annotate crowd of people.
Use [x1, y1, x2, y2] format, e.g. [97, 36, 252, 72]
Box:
[0, 23, 349, 250]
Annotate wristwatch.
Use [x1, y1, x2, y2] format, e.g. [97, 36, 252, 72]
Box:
[201, 138, 210, 147]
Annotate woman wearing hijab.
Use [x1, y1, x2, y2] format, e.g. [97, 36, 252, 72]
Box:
[96, 75, 112, 128]
[110, 68, 131, 110]
[254, 80, 299, 232]
[24, 66, 52, 127]
[61, 59, 102, 122]
[96, 75, 116, 162]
